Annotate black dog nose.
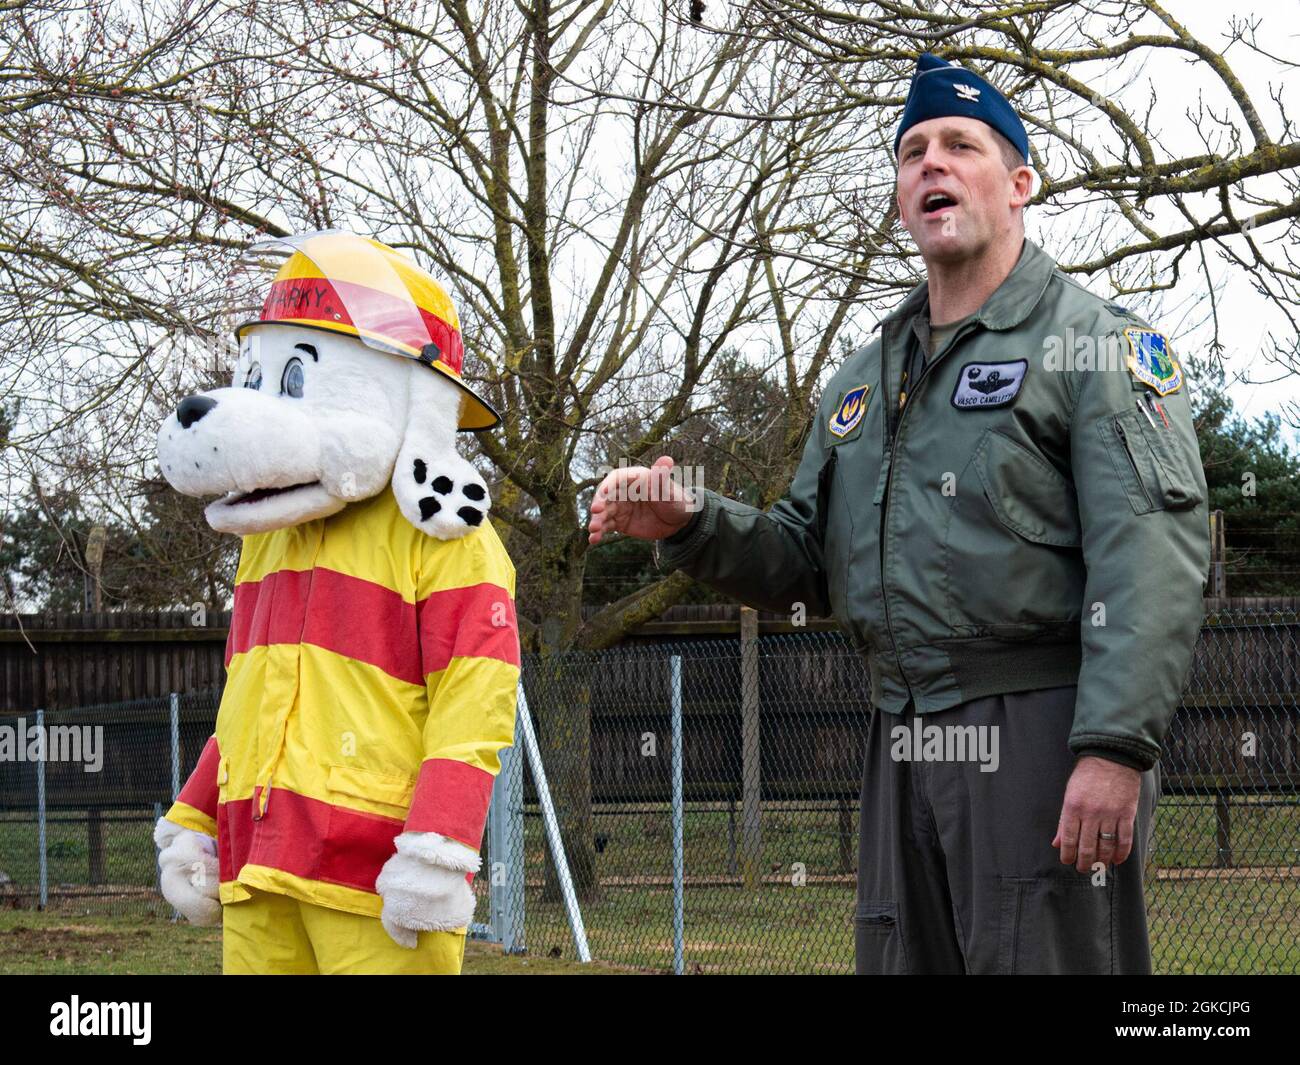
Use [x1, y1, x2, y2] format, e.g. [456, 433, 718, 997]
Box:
[176, 395, 217, 429]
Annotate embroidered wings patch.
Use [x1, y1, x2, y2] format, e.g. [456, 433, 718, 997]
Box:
[950, 359, 1028, 409]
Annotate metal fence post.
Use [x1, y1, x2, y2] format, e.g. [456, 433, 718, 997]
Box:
[169, 693, 181, 801]
[475, 714, 526, 952]
[517, 680, 591, 963]
[167, 694, 183, 922]
[36, 708, 47, 910]
[740, 607, 762, 889]
[492, 718, 526, 953]
[671, 654, 685, 976]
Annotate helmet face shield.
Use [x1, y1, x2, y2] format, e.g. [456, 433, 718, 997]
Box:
[228, 229, 497, 430]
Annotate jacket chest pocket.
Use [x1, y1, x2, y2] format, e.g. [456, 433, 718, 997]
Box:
[1102, 407, 1203, 514]
[945, 430, 1083, 632]
[973, 430, 1081, 547]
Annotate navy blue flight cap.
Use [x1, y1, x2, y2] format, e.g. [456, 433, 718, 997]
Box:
[894, 53, 1029, 162]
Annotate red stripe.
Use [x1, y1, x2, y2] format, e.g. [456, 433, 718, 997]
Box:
[219, 788, 415, 895]
[417, 582, 520, 676]
[177, 736, 220, 820]
[404, 758, 495, 849]
[262, 277, 463, 374]
[226, 568, 422, 686]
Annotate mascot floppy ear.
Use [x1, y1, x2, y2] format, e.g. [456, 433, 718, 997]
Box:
[391, 363, 491, 540]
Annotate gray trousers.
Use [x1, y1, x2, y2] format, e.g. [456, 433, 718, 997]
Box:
[855, 686, 1160, 974]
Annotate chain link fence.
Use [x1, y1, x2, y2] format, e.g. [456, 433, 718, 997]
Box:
[1, 610, 1297, 973]
[0, 690, 218, 917]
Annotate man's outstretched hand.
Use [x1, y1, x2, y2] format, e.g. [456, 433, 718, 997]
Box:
[588, 456, 694, 544]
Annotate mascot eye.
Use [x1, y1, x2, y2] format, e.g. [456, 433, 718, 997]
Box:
[244, 364, 262, 390]
[281, 358, 305, 398]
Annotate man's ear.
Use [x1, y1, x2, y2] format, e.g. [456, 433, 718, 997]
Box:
[391, 364, 491, 540]
[1010, 163, 1035, 209]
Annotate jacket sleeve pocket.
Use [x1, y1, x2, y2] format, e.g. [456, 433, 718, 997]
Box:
[974, 431, 1081, 547]
[1100, 407, 1203, 515]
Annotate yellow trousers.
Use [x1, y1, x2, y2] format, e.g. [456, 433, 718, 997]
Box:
[222, 888, 467, 975]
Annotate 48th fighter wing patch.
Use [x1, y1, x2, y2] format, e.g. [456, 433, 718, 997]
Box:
[951, 359, 1028, 409]
[829, 384, 870, 438]
[1124, 327, 1183, 395]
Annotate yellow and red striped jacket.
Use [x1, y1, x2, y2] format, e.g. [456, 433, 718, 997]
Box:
[165, 488, 519, 919]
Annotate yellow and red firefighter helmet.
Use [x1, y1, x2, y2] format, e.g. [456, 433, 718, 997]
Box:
[233, 230, 499, 431]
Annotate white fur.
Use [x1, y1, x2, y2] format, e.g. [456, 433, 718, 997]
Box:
[375, 831, 480, 948]
[394, 830, 483, 874]
[391, 366, 492, 540]
[154, 816, 221, 927]
[157, 323, 490, 537]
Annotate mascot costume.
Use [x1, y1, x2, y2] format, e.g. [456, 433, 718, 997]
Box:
[152, 230, 519, 975]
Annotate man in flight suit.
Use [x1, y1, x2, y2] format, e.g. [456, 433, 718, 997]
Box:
[588, 53, 1210, 974]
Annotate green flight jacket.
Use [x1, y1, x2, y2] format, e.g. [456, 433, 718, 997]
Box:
[657, 239, 1210, 770]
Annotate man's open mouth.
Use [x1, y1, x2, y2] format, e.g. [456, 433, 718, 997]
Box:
[221, 481, 320, 506]
[922, 192, 958, 214]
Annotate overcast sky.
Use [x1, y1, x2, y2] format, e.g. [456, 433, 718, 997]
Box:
[1072, 0, 1300, 439]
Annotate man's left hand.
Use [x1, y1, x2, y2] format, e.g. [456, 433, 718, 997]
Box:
[1052, 755, 1142, 874]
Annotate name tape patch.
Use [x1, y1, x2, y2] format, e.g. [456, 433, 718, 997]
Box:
[950, 359, 1028, 410]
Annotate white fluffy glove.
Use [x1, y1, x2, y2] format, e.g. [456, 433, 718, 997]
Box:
[154, 817, 221, 927]
[375, 832, 482, 949]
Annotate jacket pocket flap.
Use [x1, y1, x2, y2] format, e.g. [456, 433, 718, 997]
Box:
[1109, 406, 1203, 513]
[326, 764, 415, 809]
[975, 431, 1081, 547]
[854, 900, 898, 925]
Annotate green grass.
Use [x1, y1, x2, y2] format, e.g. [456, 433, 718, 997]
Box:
[1149, 874, 1300, 974]
[0, 809, 159, 894]
[1149, 793, 1300, 868]
[521, 883, 855, 974]
[2, 795, 1296, 973]
[0, 911, 222, 975]
[513, 795, 1300, 974]
[0, 910, 635, 975]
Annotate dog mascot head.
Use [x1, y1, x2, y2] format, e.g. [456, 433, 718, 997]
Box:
[157, 231, 498, 539]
